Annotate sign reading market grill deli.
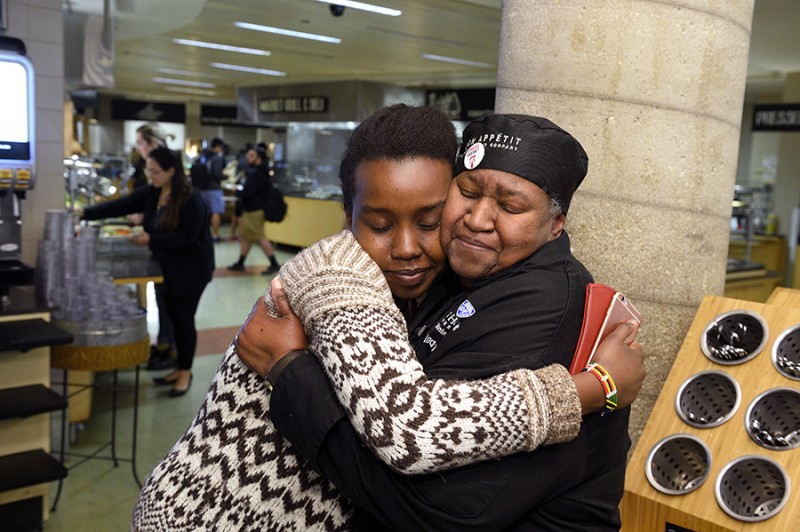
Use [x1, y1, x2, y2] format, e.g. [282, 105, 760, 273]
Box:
[258, 96, 328, 114]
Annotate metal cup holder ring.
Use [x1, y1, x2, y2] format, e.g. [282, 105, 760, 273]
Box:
[675, 370, 741, 428]
[701, 309, 768, 365]
[645, 434, 711, 495]
[744, 387, 800, 451]
[715, 455, 790, 522]
[771, 324, 800, 380]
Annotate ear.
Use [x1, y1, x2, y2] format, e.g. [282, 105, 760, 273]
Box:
[345, 210, 353, 229]
[549, 213, 565, 240]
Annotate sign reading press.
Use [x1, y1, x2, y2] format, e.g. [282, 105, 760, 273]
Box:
[752, 103, 800, 131]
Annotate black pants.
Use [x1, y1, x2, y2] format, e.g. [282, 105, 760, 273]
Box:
[154, 282, 175, 347]
[161, 288, 206, 370]
[149, 259, 175, 347]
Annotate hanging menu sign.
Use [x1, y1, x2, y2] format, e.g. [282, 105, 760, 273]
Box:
[258, 96, 329, 114]
[200, 104, 239, 125]
[752, 103, 800, 131]
[426, 88, 495, 121]
[110, 99, 186, 123]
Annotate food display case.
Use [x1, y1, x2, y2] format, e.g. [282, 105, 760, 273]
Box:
[63, 155, 130, 211]
[264, 121, 351, 247]
[236, 80, 425, 248]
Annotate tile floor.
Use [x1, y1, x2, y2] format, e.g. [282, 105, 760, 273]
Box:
[41, 230, 298, 530]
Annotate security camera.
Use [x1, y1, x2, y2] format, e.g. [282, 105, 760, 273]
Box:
[329, 4, 345, 16]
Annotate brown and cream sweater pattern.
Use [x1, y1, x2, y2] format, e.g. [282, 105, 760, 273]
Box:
[131, 230, 580, 531]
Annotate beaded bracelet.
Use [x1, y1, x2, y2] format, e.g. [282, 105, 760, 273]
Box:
[583, 362, 619, 416]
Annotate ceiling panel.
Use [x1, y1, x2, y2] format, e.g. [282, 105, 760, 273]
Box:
[66, 0, 800, 104]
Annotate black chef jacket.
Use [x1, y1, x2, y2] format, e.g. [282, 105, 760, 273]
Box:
[270, 232, 631, 531]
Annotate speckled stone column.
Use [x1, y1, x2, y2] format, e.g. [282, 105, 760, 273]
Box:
[495, 1, 754, 447]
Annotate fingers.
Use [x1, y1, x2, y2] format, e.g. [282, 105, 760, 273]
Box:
[610, 320, 637, 337]
[270, 277, 292, 317]
[241, 297, 265, 331]
[624, 320, 640, 343]
[248, 296, 265, 318]
[607, 320, 640, 344]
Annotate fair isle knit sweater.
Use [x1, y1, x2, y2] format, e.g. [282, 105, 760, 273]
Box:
[131, 230, 581, 531]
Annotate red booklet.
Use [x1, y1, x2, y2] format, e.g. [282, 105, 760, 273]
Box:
[569, 283, 617, 375]
[569, 283, 642, 374]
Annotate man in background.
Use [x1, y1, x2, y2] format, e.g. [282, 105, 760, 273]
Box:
[227, 146, 281, 275]
[191, 137, 227, 242]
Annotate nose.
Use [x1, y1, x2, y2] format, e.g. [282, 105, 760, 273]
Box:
[391, 225, 423, 260]
[463, 197, 496, 232]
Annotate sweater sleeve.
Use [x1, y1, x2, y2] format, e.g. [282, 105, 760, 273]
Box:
[271, 230, 581, 475]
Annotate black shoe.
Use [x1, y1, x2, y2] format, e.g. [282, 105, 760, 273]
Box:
[168, 375, 192, 398]
[146, 353, 177, 371]
[227, 263, 245, 272]
[261, 264, 280, 275]
[150, 345, 168, 357]
[146, 345, 166, 369]
[153, 374, 179, 386]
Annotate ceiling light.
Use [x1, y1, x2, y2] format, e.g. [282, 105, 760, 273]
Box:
[210, 62, 287, 77]
[164, 86, 217, 97]
[152, 77, 216, 88]
[174, 38, 271, 56]
[234, 21, 341, 44]
[422, 54, 494, 68]
[314, 0, 401, 16]
[158, 67, 220, 79]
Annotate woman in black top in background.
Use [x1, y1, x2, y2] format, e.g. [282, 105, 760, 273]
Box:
[81, 147, 215, 396]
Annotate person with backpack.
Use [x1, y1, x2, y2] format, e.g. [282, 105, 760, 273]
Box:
[226, 146, 281, 275]
[190, 137, 227, 243]
[228, 143, 254, 240]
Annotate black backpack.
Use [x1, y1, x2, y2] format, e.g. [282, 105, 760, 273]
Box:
[190, 153, 213, 190]
[264, 183, 288, 222]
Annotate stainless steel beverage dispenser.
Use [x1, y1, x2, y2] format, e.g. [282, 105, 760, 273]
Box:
[0, 37, 37, 300]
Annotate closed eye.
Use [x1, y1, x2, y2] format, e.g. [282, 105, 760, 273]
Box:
[459, 187, 479, 199]
[499, 203, 524, 214]
[418, 220, 440, 231]
[365, 222, 391, 233]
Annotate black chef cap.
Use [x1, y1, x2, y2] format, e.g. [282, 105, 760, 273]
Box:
[454, 114, 589, 214]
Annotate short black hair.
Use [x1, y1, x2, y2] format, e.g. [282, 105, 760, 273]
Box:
[210, 137, 224, 149]
[340, 104, 457, 214]
[249, 146, 267, 163]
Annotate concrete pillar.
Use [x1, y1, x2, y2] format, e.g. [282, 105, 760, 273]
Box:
[495, 1, 755, 446]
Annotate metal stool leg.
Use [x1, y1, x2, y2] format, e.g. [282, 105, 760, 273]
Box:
[110, 369, 119, 467]
[50, 369, 68, 512]
[131, 365, 142, 488]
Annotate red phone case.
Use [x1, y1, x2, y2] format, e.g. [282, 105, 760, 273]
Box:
[569, 283, 617, 375]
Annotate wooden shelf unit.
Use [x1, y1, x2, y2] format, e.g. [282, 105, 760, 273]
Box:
[0, 313, 72, 526]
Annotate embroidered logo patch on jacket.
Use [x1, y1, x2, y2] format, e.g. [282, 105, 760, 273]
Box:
[457, 300, 476, 318]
